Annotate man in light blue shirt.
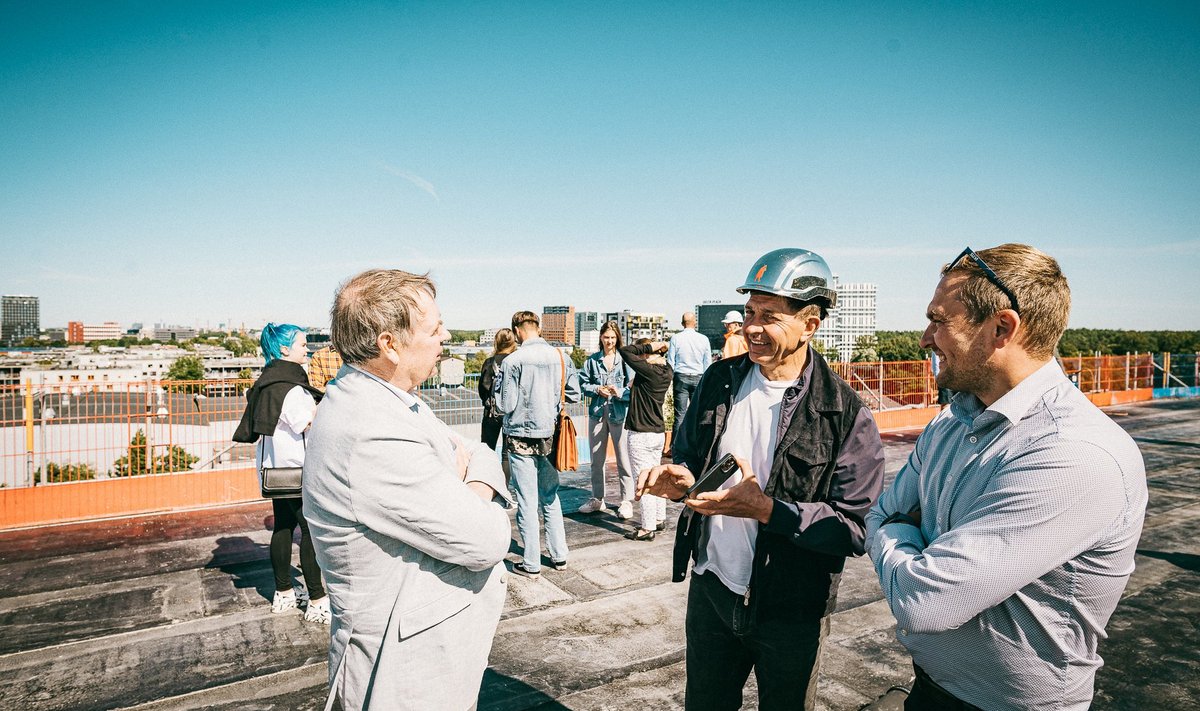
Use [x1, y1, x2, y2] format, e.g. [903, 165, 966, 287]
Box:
[867, 244, 1147, 711]
[666, 312, 712, 449]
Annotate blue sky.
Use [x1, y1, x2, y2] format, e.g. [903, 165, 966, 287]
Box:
[2, 1, 1197, 332]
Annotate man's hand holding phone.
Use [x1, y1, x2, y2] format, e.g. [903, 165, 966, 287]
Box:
[684, 456, 774, 524]
[636, 464, 695, 502]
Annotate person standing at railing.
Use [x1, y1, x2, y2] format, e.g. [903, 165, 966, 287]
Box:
[232, 322, 330, 624]
[867, 244, 1147, 711]
[577, 320, 634, 519]
[478, 328, 517, 451]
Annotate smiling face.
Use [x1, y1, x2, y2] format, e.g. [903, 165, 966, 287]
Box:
[920, 273, 996, 396]
[282, 332, 308, 364]
[741, 293, 820, 377]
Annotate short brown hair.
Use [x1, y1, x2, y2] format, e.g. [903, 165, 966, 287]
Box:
[331, 269, 436, 364]
[511, 311, 540, 331]
[942, 243, 1070, 359]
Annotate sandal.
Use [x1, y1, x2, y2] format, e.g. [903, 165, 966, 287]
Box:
[625, 528, 656, 541]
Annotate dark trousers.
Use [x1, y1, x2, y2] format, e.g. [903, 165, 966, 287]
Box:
[905, 665, 983, 711]
[270, 497, 325, 599]
[685, 571, 827, 711]
[672, 373, 702, 444]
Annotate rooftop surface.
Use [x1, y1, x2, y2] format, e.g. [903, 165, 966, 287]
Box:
[0, 398, 1196, 710]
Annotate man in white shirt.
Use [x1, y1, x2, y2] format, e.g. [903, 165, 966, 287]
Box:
[666, 312, 712, 449]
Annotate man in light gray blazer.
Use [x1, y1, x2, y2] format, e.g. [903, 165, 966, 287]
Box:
[304, 269, 514, 711]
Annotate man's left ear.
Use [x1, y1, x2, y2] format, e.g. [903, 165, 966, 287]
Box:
[994, 311, 1021, 346]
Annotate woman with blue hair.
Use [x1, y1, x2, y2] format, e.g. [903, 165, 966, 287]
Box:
[233, 323, 330, 624]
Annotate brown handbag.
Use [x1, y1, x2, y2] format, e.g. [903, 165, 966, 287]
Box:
[552, 349, 579, 471]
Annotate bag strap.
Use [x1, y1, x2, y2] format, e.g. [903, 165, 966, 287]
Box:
[557, 349, 567, 406]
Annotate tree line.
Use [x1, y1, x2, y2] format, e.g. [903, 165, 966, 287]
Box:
[860, 329, 1200, 362]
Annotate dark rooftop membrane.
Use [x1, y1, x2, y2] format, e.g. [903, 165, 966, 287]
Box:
[0, 397, 1196, 710]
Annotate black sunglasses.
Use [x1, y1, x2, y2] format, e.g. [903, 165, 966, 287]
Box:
[950, 247, 1020, 314]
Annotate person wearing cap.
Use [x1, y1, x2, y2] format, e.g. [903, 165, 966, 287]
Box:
[638, 249, 886, 710]
[866, 245, 1146, 710]
[720, 310, 748, 359]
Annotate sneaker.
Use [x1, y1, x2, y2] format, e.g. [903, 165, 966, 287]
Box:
[511, 561, 540, 579]
[577, 497, 605, 514]
[616, 501, 634, 520]
[271, 589, 298, 614]
[549, 559, 568, 571]
[304, 596, 331, 625]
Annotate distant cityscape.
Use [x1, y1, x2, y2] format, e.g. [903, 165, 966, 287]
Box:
[0, 279, 878, 389]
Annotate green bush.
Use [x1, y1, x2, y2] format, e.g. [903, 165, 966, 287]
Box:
[34, 462, 98, 484]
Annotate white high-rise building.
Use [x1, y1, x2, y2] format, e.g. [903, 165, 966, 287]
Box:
[825, 278, 877, 361]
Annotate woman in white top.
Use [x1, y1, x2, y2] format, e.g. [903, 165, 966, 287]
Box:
[232, 323, 329, 623]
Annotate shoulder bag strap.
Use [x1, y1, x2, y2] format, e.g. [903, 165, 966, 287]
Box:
[558, 349, 567, 407]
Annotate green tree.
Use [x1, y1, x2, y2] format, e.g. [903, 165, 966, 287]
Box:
[875, 331, 925, 362]
[851, 335, 880, 363]
[237, 367, 254, 380]
[166, 355, 206, 392]
[463, 350, 488, 375]
[811, 338, 840, 362]
[34, 462, 98, 484]
[113, 430, 198, 476]
[570, 347, 587, 369]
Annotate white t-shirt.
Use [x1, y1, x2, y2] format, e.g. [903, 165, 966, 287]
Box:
[693, 366, 792, 595]
[255, 385, 317, 473]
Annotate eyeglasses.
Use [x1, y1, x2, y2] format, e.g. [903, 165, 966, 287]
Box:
[949, 247, 1020, 314]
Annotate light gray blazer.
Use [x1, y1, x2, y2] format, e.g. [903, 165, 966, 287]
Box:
[303, 367, 513, 710]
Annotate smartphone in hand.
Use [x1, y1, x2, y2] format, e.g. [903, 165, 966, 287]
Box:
[686, 453, 739, 497]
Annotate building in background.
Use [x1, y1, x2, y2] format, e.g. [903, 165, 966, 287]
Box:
[479, 328, 496, 347]
[696, 302, 744, 351]
[70, 321, 124, 343]
[2, 295, 40, 347]
[152, 324, 198, 342]
[574, 311, 600, 343]
[824, 278, 877, 361]
[541, 305, 575, 346]
[577, 330, 600, 353]
[615, 310, 666, 344]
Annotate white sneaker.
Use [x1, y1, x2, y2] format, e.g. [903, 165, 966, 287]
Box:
[304, 596, 331, 625]
[272, 589, 298, 614]
[577, 497, 605, 514]
[617, 501, 634, 520]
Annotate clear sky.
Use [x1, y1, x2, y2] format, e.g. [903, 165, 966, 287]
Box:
[2, 1, 1197, 333]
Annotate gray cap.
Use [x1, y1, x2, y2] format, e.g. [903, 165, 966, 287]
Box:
[736, 248, 837, 308]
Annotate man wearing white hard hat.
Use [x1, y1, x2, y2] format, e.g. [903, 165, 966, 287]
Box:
[638, 248, 885, 710]
[720, 310, 748, 359]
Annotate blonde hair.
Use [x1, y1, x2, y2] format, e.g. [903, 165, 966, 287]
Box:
[492, 328, 516, 356]
[331, 269, 436, 364]
[943, 243, 1070, 359]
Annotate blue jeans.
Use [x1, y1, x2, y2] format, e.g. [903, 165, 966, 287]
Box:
[508, 452, 569, 572]
[685, 571, 828, 710]
[672, 373, 702, 444]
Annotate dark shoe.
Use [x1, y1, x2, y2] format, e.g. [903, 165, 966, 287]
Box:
[549, 559, 568, 571]
[655, 521, 667, 532]
[625, 528, 656, 542]
[511, 561, 540, 578]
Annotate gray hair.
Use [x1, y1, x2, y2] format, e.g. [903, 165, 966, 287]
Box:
[330, 269, 436, 364]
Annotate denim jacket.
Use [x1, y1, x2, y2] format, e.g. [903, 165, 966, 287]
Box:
[495, 337, 582, 438]
[580, 350, 631, 423]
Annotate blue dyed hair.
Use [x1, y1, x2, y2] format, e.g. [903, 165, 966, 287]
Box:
[260, 323, 305, 364]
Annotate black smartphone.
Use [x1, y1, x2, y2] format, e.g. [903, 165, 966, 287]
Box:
[686, 453, 739, 497]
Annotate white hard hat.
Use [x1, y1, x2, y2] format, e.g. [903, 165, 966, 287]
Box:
[721, 310, 743, 324]
[736, 248, 837, 308]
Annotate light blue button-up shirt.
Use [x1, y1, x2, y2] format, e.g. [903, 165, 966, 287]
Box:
[667, 328, 712, 377]
[867, 359, 1147, 711]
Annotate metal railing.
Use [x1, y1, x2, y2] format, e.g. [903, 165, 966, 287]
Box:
[0, 353, 1179, 490]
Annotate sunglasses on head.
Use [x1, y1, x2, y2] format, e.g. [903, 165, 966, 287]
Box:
[950, 247, 1020, 314]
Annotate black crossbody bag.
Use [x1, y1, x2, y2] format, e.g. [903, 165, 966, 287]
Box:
[259, 437, 304, 499]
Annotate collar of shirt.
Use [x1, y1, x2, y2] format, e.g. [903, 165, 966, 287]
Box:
[349, 364, 426, 414]
[949, 358, 1066, 430]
